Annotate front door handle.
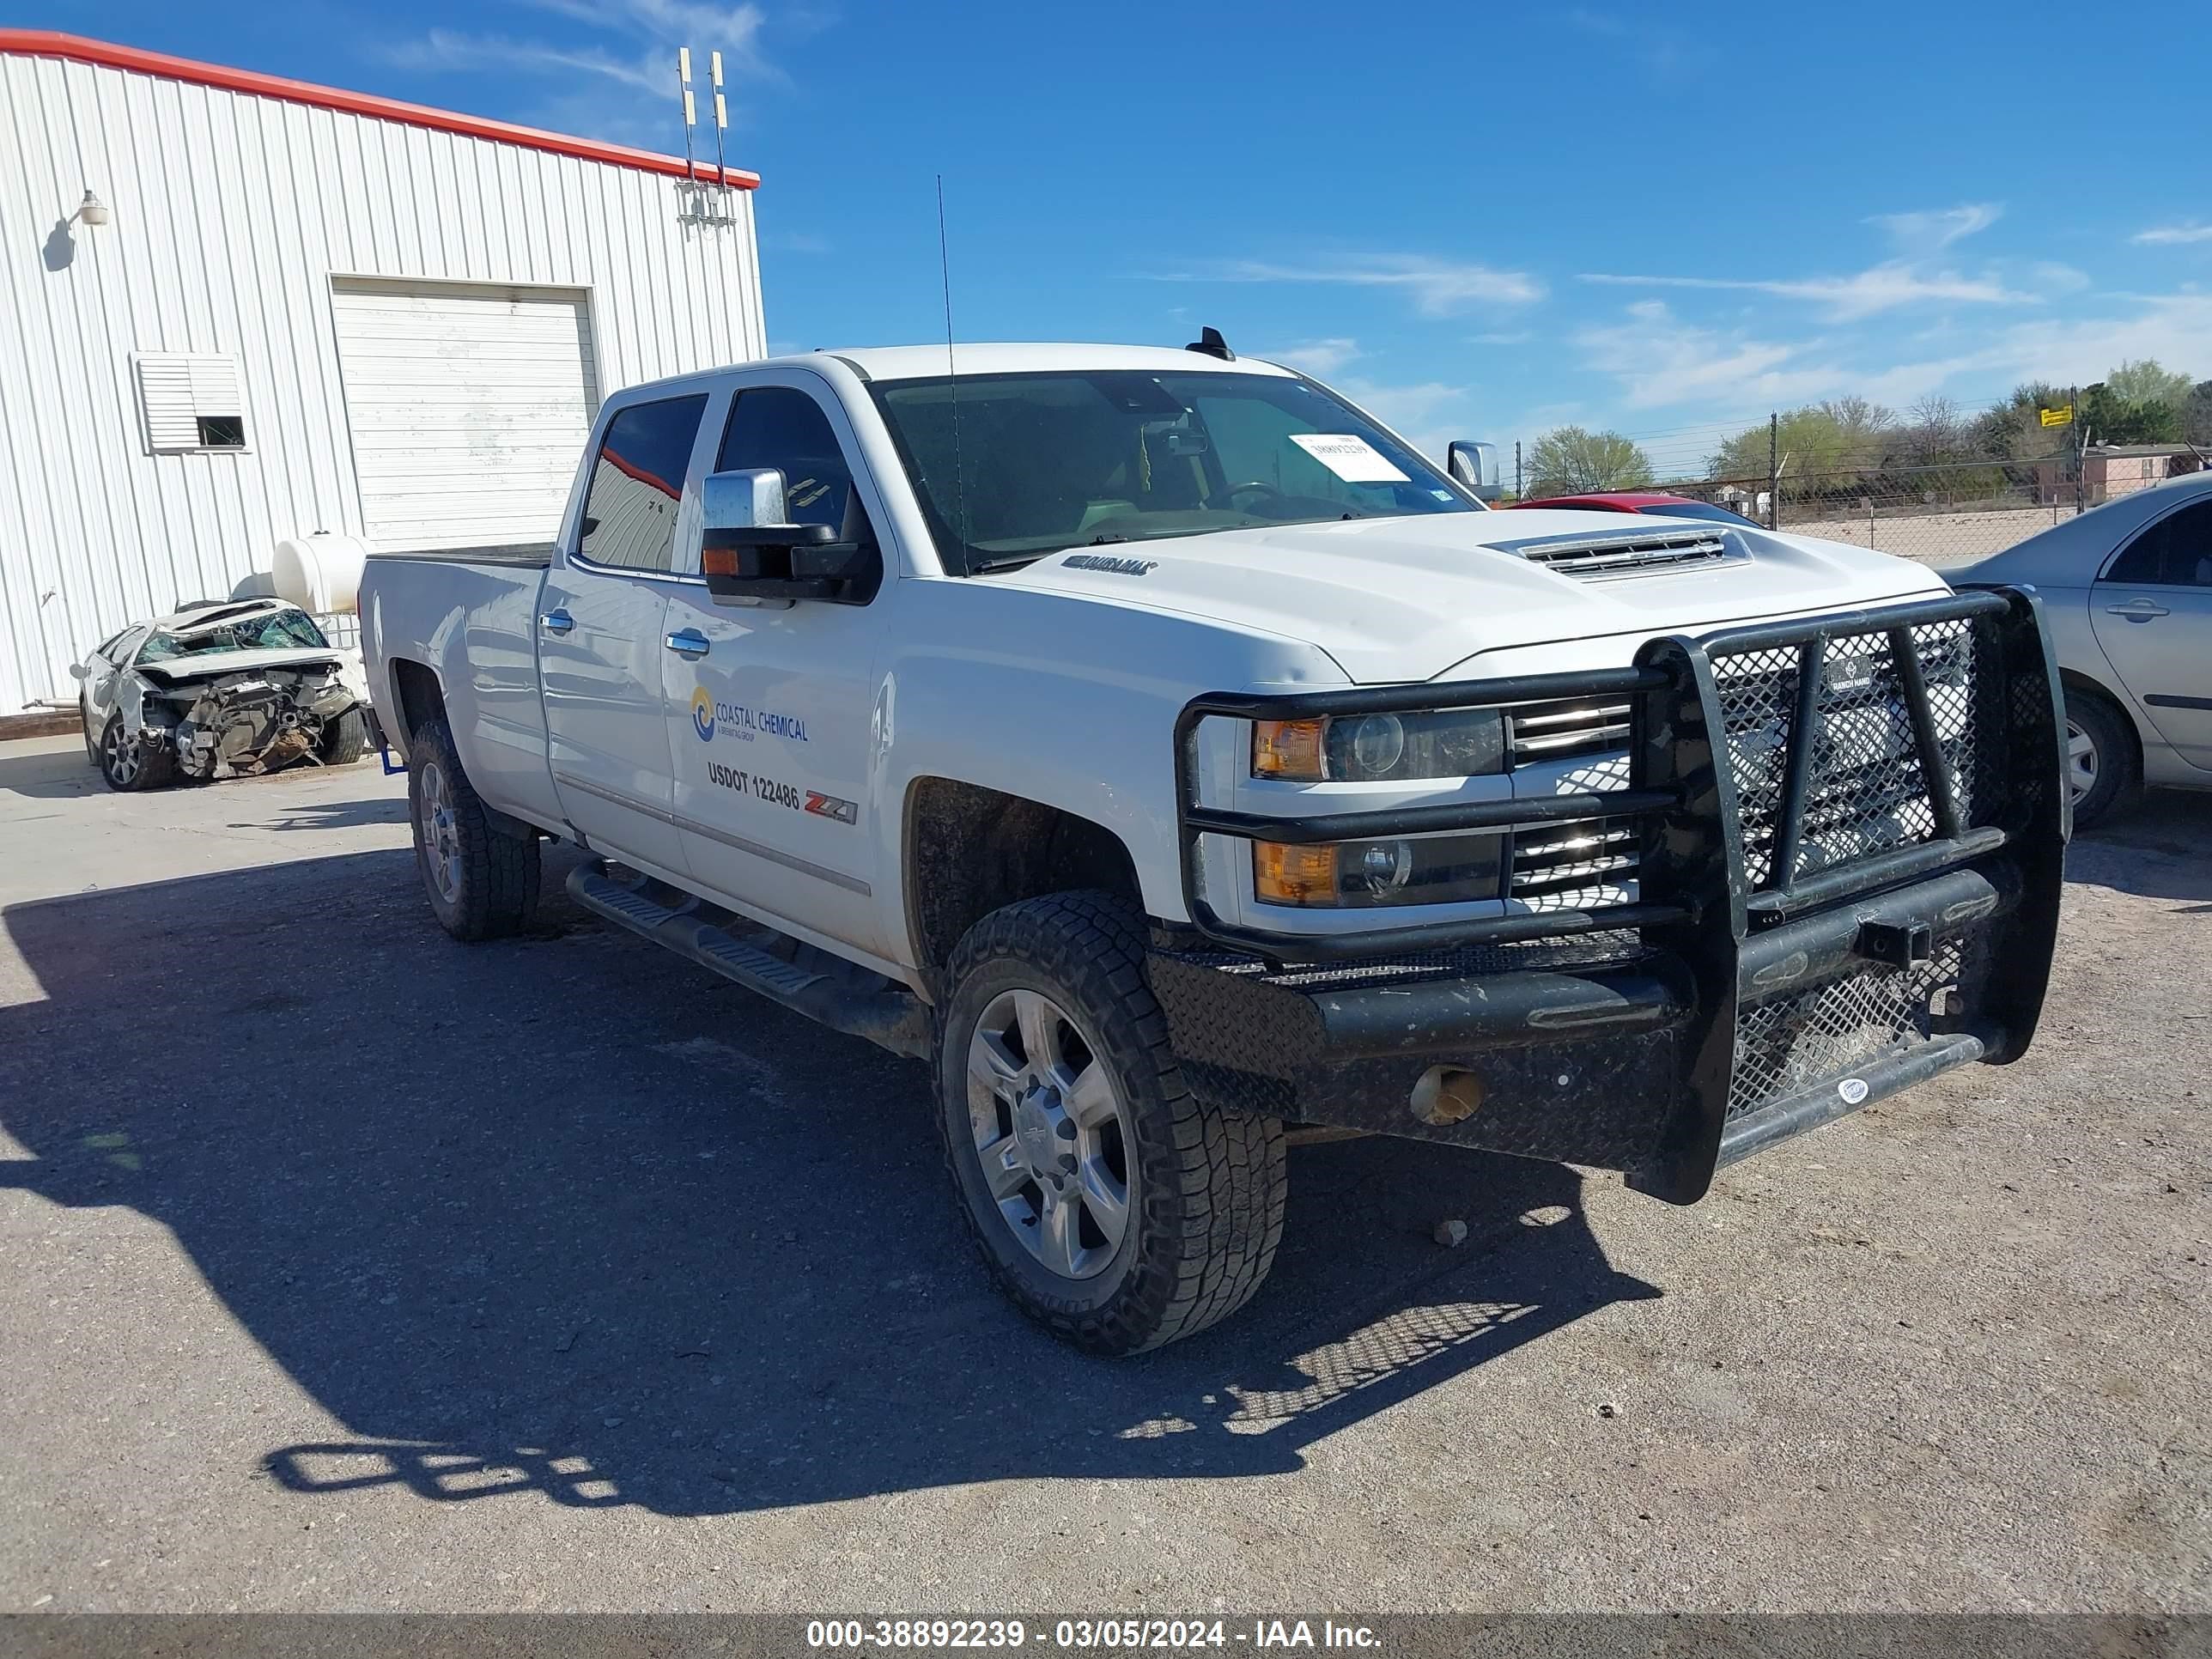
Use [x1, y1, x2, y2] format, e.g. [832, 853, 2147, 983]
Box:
[665, 629, 711, 659]
[539, 609, 575, 635]
[2105, 599, 2171, 622]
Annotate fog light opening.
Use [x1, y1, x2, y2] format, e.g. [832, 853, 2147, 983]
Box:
[1411, 1066, 1485, 1127]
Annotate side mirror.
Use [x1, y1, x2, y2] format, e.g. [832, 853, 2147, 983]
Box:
[1446, 441, 1504, 503]
[68, 662, 88, 680]
[701, 468, 878, 603]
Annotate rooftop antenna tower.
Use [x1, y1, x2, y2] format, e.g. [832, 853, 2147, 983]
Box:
[710, 51, 730, 191]
[676, 48, 698, 179]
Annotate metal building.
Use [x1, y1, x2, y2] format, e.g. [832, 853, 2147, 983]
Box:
[0, 30, 765, 719]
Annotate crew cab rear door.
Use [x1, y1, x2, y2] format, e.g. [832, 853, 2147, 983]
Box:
[659, 371, 892, 957]
[540, 390, 713, 875]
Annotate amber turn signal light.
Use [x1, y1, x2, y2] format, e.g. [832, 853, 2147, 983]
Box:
[1252, 719, 1327, 780]
[1253, 840, 1339, 904]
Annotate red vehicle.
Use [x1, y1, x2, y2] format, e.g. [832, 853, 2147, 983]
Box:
[1510, 491, 1757, 526]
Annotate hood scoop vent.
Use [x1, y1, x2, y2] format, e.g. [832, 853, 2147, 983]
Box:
[1516, 528, 1736, 580]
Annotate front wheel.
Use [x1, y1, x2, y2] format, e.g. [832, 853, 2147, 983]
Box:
[319, 705, 368, 766]
[936, 891, 1286, 1355]
[2063, 687, 2137, 830]
[407, 716, 540, 940]
[97, 714, 172, 793]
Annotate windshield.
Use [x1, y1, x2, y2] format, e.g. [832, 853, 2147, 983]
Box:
[137, 607, 331, 665]
[871, 369, 1474, 574]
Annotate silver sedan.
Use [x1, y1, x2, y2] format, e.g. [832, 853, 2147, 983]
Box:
[1953, 471, 2212, 826]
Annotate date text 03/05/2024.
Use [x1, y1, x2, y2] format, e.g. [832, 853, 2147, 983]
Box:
[805, 1620, 1381, 1650]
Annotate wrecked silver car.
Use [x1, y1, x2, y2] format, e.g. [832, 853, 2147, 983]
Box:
[72, 600, 372, 792]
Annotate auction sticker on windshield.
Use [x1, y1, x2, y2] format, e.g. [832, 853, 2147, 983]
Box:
[1288, 433, 1409, 483]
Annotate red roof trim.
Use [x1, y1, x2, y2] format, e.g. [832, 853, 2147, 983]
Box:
[0, 29, 759, 190]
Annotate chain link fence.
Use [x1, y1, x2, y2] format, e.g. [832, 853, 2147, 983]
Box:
[1510, 408, 2209, 566]
[1636, 454, 2081, 565]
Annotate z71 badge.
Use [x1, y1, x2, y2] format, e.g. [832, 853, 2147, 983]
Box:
[804, 790, 860, 824]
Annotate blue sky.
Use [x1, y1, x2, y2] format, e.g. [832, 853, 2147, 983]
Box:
[33, 0, 2212, 464]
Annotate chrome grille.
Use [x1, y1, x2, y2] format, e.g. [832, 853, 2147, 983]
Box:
[1508, 817, 1637, 911]
[1509, 698, 1632, 765]
[1517, 531, 1733, 580]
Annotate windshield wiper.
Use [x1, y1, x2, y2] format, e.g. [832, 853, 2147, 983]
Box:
[970, 534, 1127, 574]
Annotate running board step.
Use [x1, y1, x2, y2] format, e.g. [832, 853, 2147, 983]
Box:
[567, 860, 932, 1059]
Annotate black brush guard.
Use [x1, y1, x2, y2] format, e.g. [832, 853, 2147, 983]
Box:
[1151, 586, 2069, 1203]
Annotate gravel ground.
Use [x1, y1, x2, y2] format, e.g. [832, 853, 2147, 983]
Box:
[0, 732, 2206, 1614]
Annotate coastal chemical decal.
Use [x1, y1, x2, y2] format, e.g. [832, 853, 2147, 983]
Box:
[690, 687, 808, 745]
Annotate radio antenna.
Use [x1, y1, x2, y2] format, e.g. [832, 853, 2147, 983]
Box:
[936, 174, 969, 557]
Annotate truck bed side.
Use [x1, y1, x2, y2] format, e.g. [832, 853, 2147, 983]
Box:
[358, 545, 566, 836]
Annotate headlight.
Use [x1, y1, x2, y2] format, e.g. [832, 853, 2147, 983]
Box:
[1253, 833, 1504, 908]
[1252, 708, 1507, 782]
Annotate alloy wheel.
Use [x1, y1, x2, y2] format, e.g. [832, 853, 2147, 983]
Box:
[417, 759, 464, 905]
[964, 988, 1133, 1281]
[102, 721, 141, 787]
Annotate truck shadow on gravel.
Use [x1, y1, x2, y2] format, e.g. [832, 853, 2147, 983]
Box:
[0, 848, 1655, 1518]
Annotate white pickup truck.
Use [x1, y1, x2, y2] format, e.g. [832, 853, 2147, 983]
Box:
[360, 338, 2069, 1355]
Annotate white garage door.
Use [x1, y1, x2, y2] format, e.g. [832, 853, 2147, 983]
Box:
[331, 280, 600, 552]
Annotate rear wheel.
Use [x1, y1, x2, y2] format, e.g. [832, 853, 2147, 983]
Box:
[935, 890, 1286, 1355]
[2063, 687, 2136, 829]
[97, 714, 173, 793]
[407, 716, 540, 940]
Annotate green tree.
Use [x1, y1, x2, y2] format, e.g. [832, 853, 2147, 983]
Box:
[1526, 426, 1654, 494]
[2105, 359, 2192, 417]
[2081, 381, 2181, 445]
[2187, 381, 2212, 447]
[1969, 382, 2069, 462]
[1709, 400, 1895, 496]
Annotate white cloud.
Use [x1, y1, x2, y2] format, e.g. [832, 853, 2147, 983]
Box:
[1867, 203, 2002, 250]
[1146, 255, 1543, 315]
[1573, 302, 1836, 409]
[1267, 337, 1363, 375]
[2134, 222, 2212, 246]
[390, 0, 781, 143]
[390, 28, 666, 94]
[1577, 262, 2033, 321]
[1567, 289, 2212, 428]
[1332, 378, 1475, 460]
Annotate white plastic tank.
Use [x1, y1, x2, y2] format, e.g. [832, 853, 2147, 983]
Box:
[270, 532, 374, 616]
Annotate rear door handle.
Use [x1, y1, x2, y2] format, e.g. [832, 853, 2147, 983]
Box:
[2105, 599, 2170, 621]
[665, 629, 711, 659]
[539, 609, 575, 635]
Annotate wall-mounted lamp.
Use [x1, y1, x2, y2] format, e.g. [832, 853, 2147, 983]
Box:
[74, 190, 110, 228]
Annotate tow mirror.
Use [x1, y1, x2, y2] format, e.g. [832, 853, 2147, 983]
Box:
[701, 468, 878, 603]
[1447, 441, 1504, 503]
[67, 661, 88, 680]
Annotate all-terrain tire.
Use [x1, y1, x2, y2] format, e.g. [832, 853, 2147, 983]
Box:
[319, 705, 368, 766]
[935, 890, 1286, 1355]
[2063, 685, 2137, 830]
[407, 715, 540, 941]
[96, 714, 174, 793]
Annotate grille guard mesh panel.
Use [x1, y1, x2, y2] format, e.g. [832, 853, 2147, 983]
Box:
[1711, 616, 1992, 890]
[1728, 939, 1979, 1122]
